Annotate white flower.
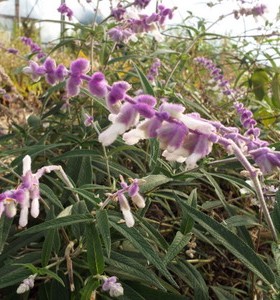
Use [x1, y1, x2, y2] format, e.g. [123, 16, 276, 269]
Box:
[131, 193, 145, 208]
[17, 274, 37, 294]
[98, 123, 127, 146]
[179, 114, 216, 135]
[118, 193, 135, 227]
[102, 276, 124, 298]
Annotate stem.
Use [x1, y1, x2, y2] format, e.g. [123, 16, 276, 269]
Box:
[228, 140, 278, 242]
[0, 159, 21, 179]
[56, 166, 80, 202]
[42, 165, 80, 202]
[94, 123, 112, 186]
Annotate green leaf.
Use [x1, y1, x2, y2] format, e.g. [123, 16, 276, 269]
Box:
[148, 138, 160, 171]
[271, 73, 280, 108]
[66, 156, 93, 187]
[202, 171, 254, 248]
[118, 283, 146, 300]
[224, 215, 259, 228]
[71, 188, 101, 207]
[106, 251, 165, 290]
[251, 69, 269, 100]
[178, 199, 275, 284]
[211, 286, 239, 300]
[0, 252, 41, 289]
[139, 174, 172, 194]
[135, 215, 169, 250]
[0, 233, 43, 264]
[168, 260, 209, 300]
[163, 231, 191, 265]
[0, 216, 13, 254]
[40, 183, 64, 209]
[80, 277, 100, 300]
[272, 242, 280, 277]
[180, 189, 197, 234]
[133, 63, 155, 96]
[41, 229, 55, 267]
[126, 282, 187, 300]
[109, 219, 177, 287]
[16, 214, 94, 236]
[85, 223, 105, 275]
[39, 268, 65, 287]
[96, 210, 111, 257]
[71, 201, 90, 239]
[271, 190, 280, 234]
[0, 266, 30, 289]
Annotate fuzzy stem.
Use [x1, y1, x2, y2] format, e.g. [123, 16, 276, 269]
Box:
[227, 139, 278, 242]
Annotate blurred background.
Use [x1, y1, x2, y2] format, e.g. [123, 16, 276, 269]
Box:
[0, 0, 279, 43]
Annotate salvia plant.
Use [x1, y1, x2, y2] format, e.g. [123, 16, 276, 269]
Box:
[0, 0, 280, 299]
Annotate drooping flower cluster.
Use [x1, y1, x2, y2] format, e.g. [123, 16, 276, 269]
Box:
[111, 4, 126, 21]
[134, 0, 151, 9]
[108, 4, 174, 43]
[195, 56, 280, 174]
[16, 274, 37, 294]
[23, 58, 68, 85]
[194, 57, 234, 96]
[147, 58, 161, 82]
[0, 156, 61, 227]
[21, 36, 45, 59]
[104, 177, 145, 228]
[102, 276, 124, 297]
[7, 47, 19, 55]
[57, 3, 74, 21]
[22, 53, 280, 175]
[66, 58, 90, 97]
[233, 3, 267, 19]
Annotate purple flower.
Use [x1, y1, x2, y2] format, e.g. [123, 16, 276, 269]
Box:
[112, 4, 126, 21]
[250, 147, 280, 174]
[122, 116, 162, 144]
[0, 190, 18, 219]
[157, 122, 188, 152]
[66, 58, 90, 97]
[7, 48, 19, 55]
[44, 58, 57, 85]
[84, 113, 94, 127]
[251, 4, 266, 17]
[234, 4, 267, 19]
[158, 5, 174, 25]
[134, 94, 156, 118]
[22, 61, 46, 82]
[102, 276, 124, 297]
[21, 36, 45, 58]
[108, 27, 134, 43]
[194, 57, 234, 97]
[135, 94, 157, 106]
[0, 155, 61, 227]
[134, 0, 151, 9]
[57, 3, 73, 20]
[88, 72, 108, 98]
[128, 179, 145, 208]
[55, 64, 68, 82]
[98, 103, 139, 146]
[134, 102, 155, 118]
[106, 81, 131, 113]
[147, 58, 161, 82]
[162, 132, 214, 169]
